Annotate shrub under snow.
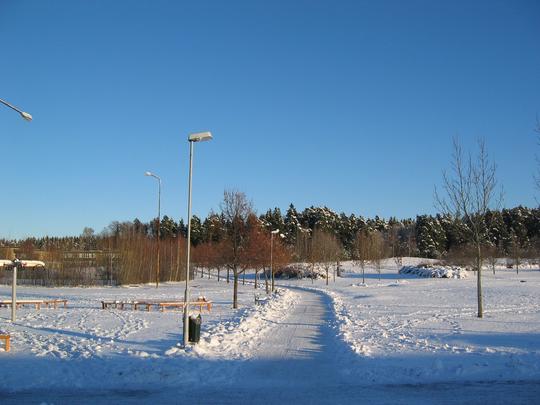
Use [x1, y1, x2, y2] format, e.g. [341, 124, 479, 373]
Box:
[399, 264, 468, 279]
[275, 263, 326, 279]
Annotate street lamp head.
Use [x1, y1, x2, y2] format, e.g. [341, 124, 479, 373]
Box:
[1, 98, 32, 121]
[145, 171, 161, 181]
[188, 131, 213, 143]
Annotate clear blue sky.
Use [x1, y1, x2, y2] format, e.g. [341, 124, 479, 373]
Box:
[1, 0, 539, 239]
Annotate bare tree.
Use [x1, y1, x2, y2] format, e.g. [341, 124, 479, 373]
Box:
[484, 243, 500, 275]
[293, 228, 316, 283]
[435, 138, 502, 318]
[371, 231, 385, 281]
[311, 229, 341, 285]
[529, 237, 540, 272]
[243, 216, 269, 290]
[354, 230, 371, 284]
[508, 233, 523, 275]
[220, 189, 254, 309]
[387, 224, 404, 270]
[209, 241, 227, 282]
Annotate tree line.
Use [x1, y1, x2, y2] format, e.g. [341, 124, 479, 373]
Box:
[2, 201, 538, 280]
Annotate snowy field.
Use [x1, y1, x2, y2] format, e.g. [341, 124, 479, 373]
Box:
[1, 260, 540, 404]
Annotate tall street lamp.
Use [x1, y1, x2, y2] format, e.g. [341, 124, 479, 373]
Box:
[11, 258, 21, 322]
[183, 131, 213, 347]
[0, 98, 32, 121]
[2, 96, 31, 320]
[270, 229, 280, 293]
[145, 171, 161, 288]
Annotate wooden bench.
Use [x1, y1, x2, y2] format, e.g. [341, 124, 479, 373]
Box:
[0, 299, 68, 310]
[158, 301, 212, 312]
[0, 335, 10, 352]
[0, 300, 44, 310]
[101, 300, 212, 312]
[42, 299, 68, 309]
[101, 301, 148, 310]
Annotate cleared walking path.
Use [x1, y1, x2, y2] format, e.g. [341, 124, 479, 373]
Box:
[235, 287, 352, 389]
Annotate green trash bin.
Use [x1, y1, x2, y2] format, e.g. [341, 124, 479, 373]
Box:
[188, 314, 201, 343]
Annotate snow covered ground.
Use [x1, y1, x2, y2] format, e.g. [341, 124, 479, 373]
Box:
[297, 259, 540, 385]
[1, 260, 539, 404]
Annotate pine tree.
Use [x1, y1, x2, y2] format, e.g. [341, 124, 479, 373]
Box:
[284, 204, 301, 246]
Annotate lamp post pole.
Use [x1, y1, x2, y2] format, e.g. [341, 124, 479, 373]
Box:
[183, 131, 212, 347]
[145, 172, 161, 288]
[270, 229, 280, 293]
[11, 259, 20, 322]
[0, 98, 32, 121]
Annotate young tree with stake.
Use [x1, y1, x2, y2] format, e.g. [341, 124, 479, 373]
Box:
[435, 138, 502, 318]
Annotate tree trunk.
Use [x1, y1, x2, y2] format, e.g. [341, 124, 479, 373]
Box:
[264, 267, 269, 294]
[477, 243, 483, 318]
[227, 268, 230, 283]
[326, 267, 329, 285]
[254, 270, 258, 289]
[233, 272, 239, 309]
[217, 268, 221, 282]
[242, 271, 245, 285]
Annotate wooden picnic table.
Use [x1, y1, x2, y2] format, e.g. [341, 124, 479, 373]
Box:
[0, 299, 67, 310]
[101, 299, 212, 312]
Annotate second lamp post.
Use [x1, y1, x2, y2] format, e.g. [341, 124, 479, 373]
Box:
[145, 171, 161, 288]
[270, 229, 280, 293]
[183, 131, 212, 347]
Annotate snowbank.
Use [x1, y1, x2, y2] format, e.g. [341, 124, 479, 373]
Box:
[399, 265, 468, 279]
[275, 263, 327, 279]
[166, 288, 299, 359]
